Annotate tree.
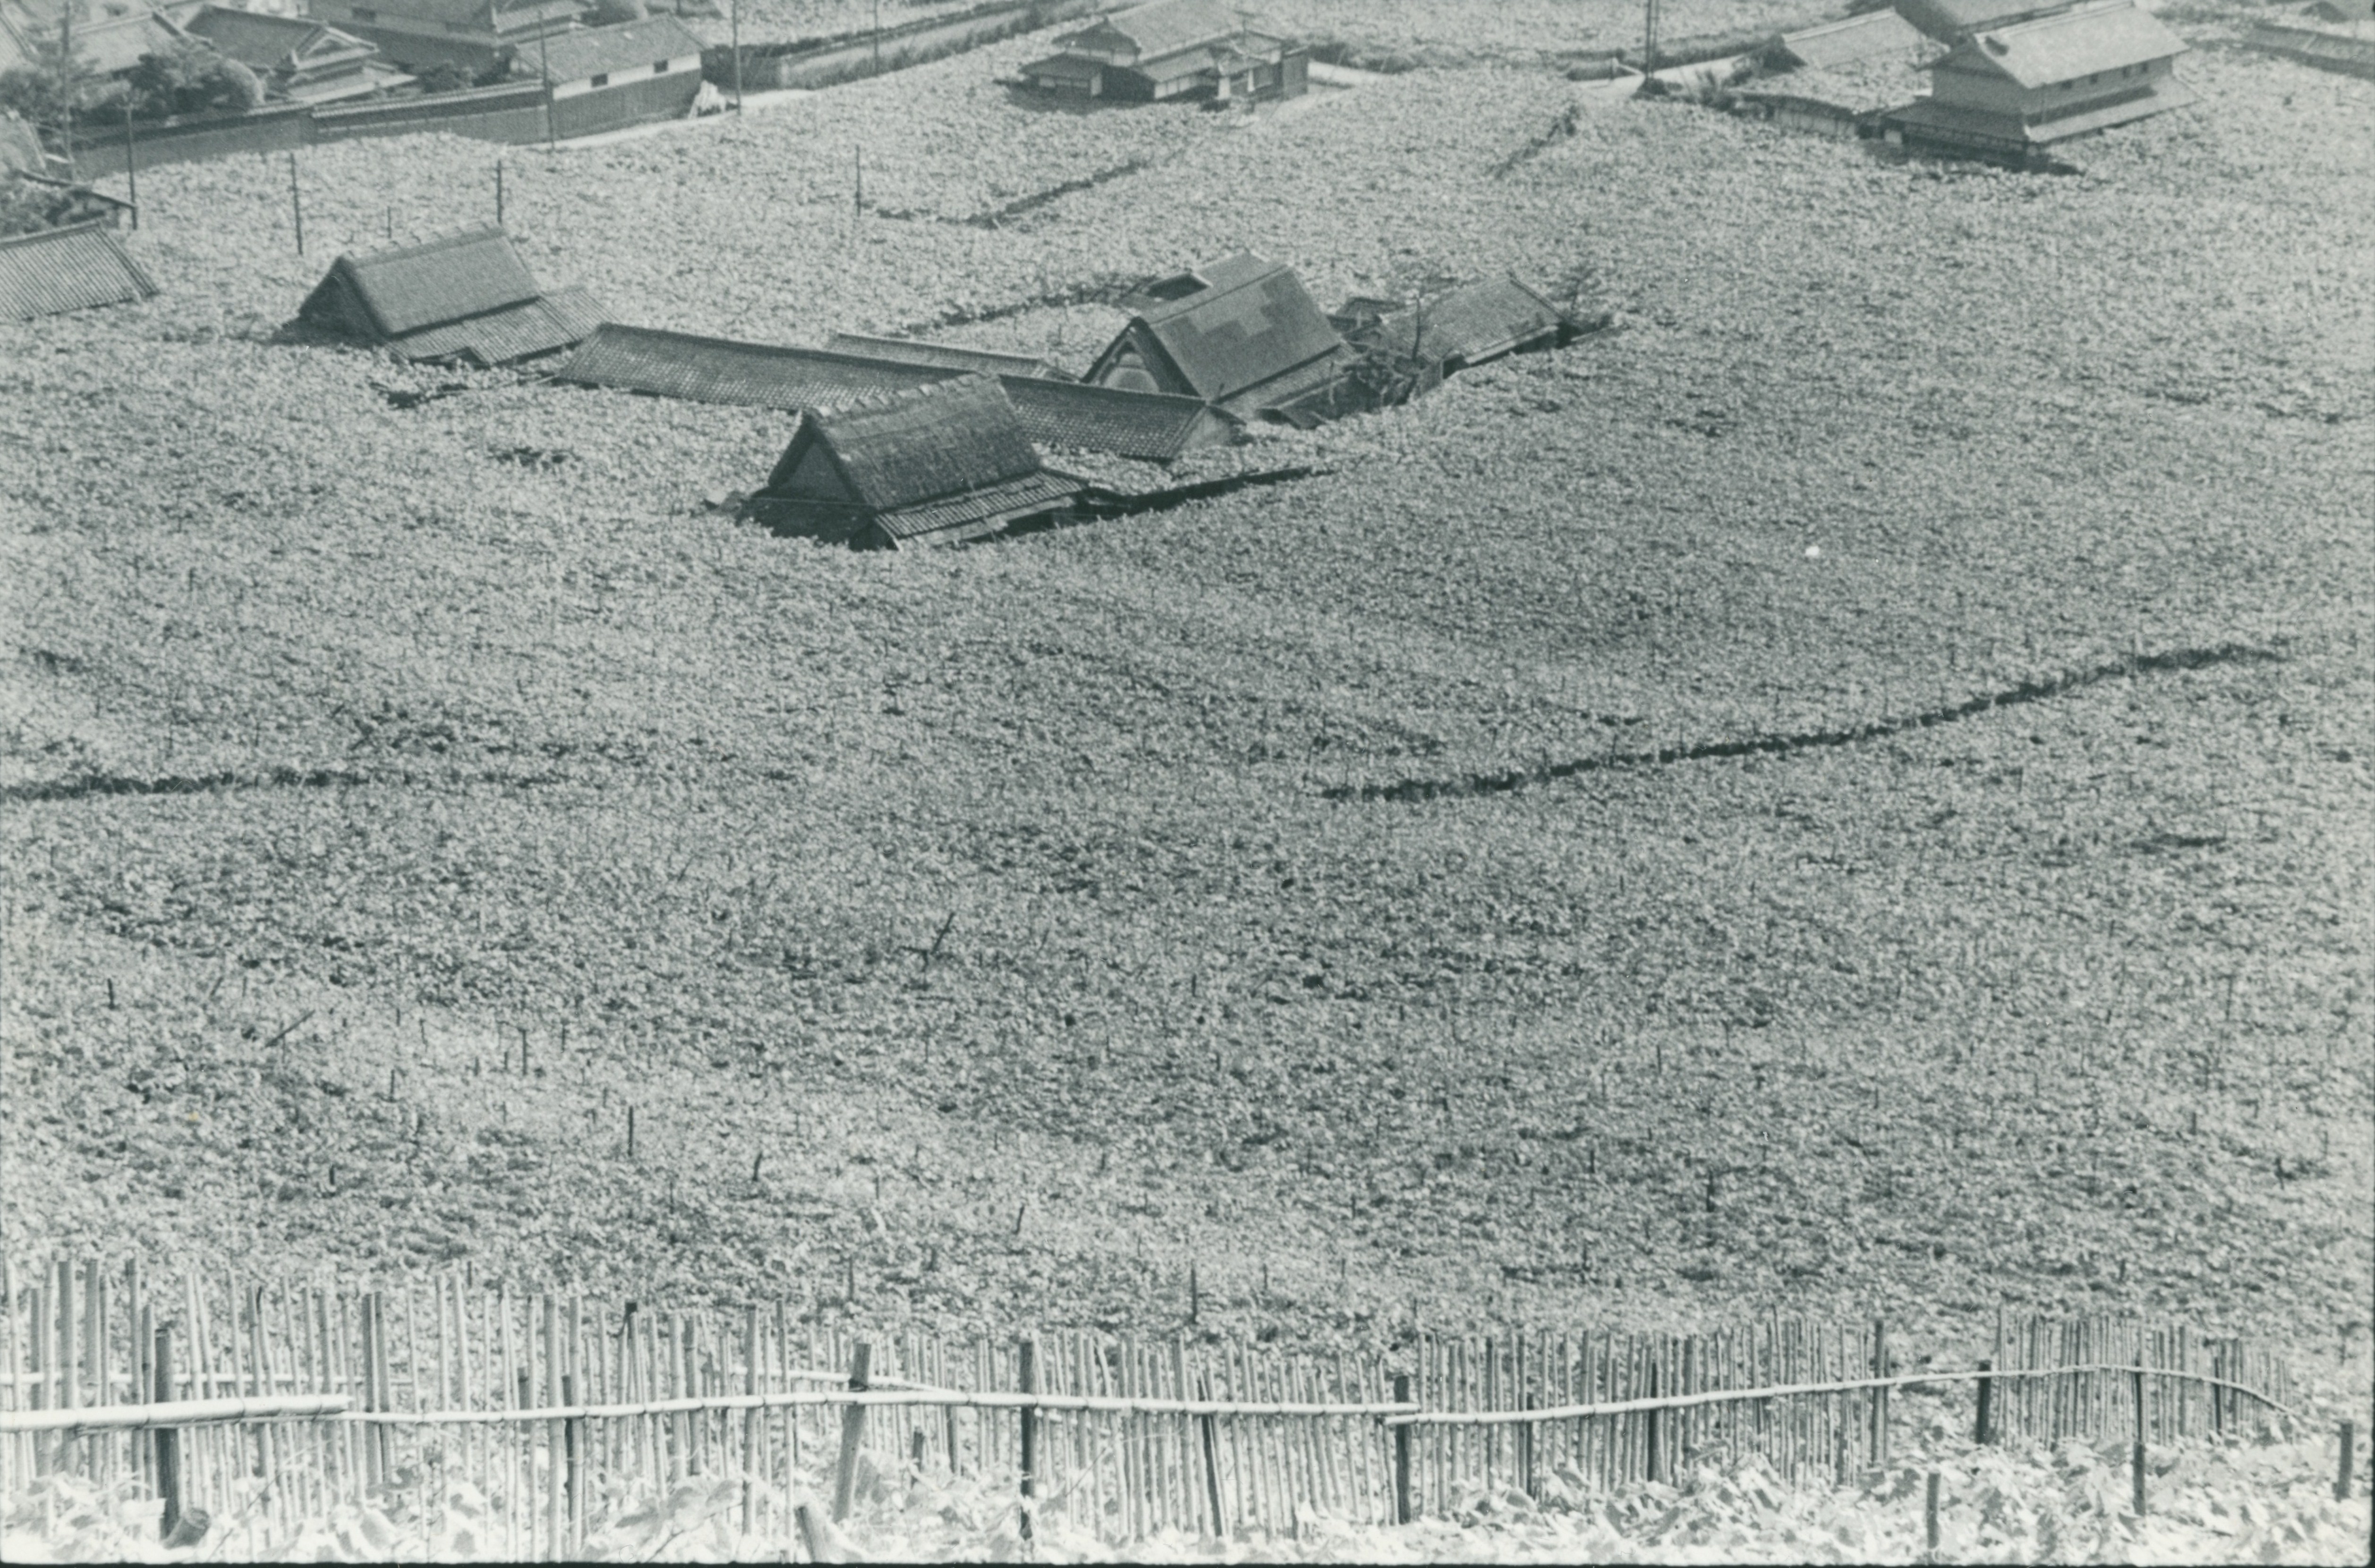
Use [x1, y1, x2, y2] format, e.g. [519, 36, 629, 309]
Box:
[124, 40, 264, 120]
[0, 8, 106, 139]
[588, 0, 649, 22]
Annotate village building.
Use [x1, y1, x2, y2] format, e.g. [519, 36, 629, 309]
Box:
[0, 0, 188, 78]
[824, 332, 1073, 381]
[301, 0, 584, 79]
[1883, 0, 2193, 159]
[298, 224, 604, 366]
[1085, 251, 1346, 419]
[752, 375, 1084, 550]
[557, 324, 1240, 462]
[180, 6, 412, 102]
[1892, 0, 2084, 44]
[1019, 0, 1306, 102]
[532, 16, 704, 138]
[0, 219, 158, 319]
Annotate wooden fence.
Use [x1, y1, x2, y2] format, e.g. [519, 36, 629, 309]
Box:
[0, 1259, 2296, 1556]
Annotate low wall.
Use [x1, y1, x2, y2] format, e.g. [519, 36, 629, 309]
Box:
[313, 80, 551, 145]
[708, 0, 1098, 93]
[64, 103, 311, 179]
[2244, 23, 2375, 80]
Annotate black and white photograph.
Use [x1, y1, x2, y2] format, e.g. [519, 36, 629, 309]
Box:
[2, 0, 2370, 1558]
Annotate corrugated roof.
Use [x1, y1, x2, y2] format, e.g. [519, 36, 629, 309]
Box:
[0, 221, 158, 321]
[1002, 378, 1236, 461]
[872, 469, 1082, 542]
[1112, 251, 1345, 408]
[1951, 2, 2185, 87]
[534, 14, 701, 79]
[555, 323, 949, 407]
[1775, 9, 1928, 68]
[789, 375, 1043, 513]
[825, 332, 1072, 380]
[313, 226, 542, 339]
[1057, 0, 1241, 63]
[389, 284, 603, 365]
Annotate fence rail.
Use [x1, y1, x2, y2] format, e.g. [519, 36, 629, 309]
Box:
[2, 1258, 2296, 1556]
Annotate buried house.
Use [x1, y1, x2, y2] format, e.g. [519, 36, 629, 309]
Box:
[0, 220, 158, 321]
[1881, 0, 2194, 158]
[750, 375, 1085, 550]
[298, 225, 604, 366]
[1085, 252, 1347, 419]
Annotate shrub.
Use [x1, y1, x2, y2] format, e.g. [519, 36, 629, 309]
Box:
[413, 62, 474, 95]
[125, 40, 264, 121]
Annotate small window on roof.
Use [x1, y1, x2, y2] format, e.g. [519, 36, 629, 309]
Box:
[1138, 273, 1208, 303]
[653, 59, 669, 72]
[351, 6, 375, 18]
[589, 70, 608, 86]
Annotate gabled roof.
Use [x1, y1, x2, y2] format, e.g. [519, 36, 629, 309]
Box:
[1055, 0, 1242, 63]
[182, 6, 375, 72]
[533, 14, 700, 79]
[1772, 9, 1928, 68]
[824, 332, 1072, 380]
[765, 375, 1042, 512]
[1100, 251, 1345, 411]
[0, 220, 158, 320]
[1944, 1, 2185, 86]
[301, 226, 541, 339]
[309, 0, 577, 33]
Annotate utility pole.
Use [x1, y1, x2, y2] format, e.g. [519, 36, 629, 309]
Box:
[122, 100, 136, 228]
[872, 0, 881, 75]
[288, 151, 303, 255]
[1642, 0, 1660, 75]
[539, 22, 554, 150]
[731, 0, 742, 110]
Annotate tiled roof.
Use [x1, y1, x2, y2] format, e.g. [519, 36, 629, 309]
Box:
[534, 14, 701, 79]
[554, 323, 948, 407]
[1773, 9, 1928, 68]
[825, 332, 1072, 380]
[1950, 2, 2185, 87]
[0, 221, 158, 321]
[1887, 72, 2191, 141]
[308, 226, 541, 339]
[1112, 251, 1346, 408]
[389, 284, 603, 365]
[1057, 0, 1241, 63]
[1001, 378, 1236, 461]
[872, 469, 1082, 543]
[1894, 0, 2081, 43]
[183, 6, 375, 71]
[781, 375, 1043, 514]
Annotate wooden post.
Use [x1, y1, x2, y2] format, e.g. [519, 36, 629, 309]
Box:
[1520, 1396, 1537, 1499]
[2131, 1357, 2147, 1517]
[741, 1305, 759, 1535]
[288, 153, 302, 256]
[2339, 1422, 2356, 1503]
[1975, 1359, 1993, 1445]
[1872, 1319, 1889, 1466]
[730, 0, 742, 110]
[1195, 1372, 1225, 1537]
[830, 1342, 870, 1522]
[1392, 1373, 1413, 1524]
[153, 1325, 181, 1541]
[495, 161, 504, 227]
[122, 103, 136, 229]
[1925, 1470, 1941, 1557]
[1645, 1358, 1661, 1483]
[1017, 1339, 1037, 1541]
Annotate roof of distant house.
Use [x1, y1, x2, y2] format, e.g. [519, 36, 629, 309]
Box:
[0, 2, 187, 76]
[533, 14, 701, 79]
[1946, 0, 2185, 86]
[1110, 251, 1345, 410]
[1893, 0, 2087, 43]
[1000, 377, 1237, 462]
[1056, 0, 1244, 63]
[556, 324, 951, 408]
[824, 332, 1072, 380]
[1772, 9, 1929, 68]
[182, 6, 375, 72]
[0, 220, 159, 321]
[1371, 276, 1575, 367]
